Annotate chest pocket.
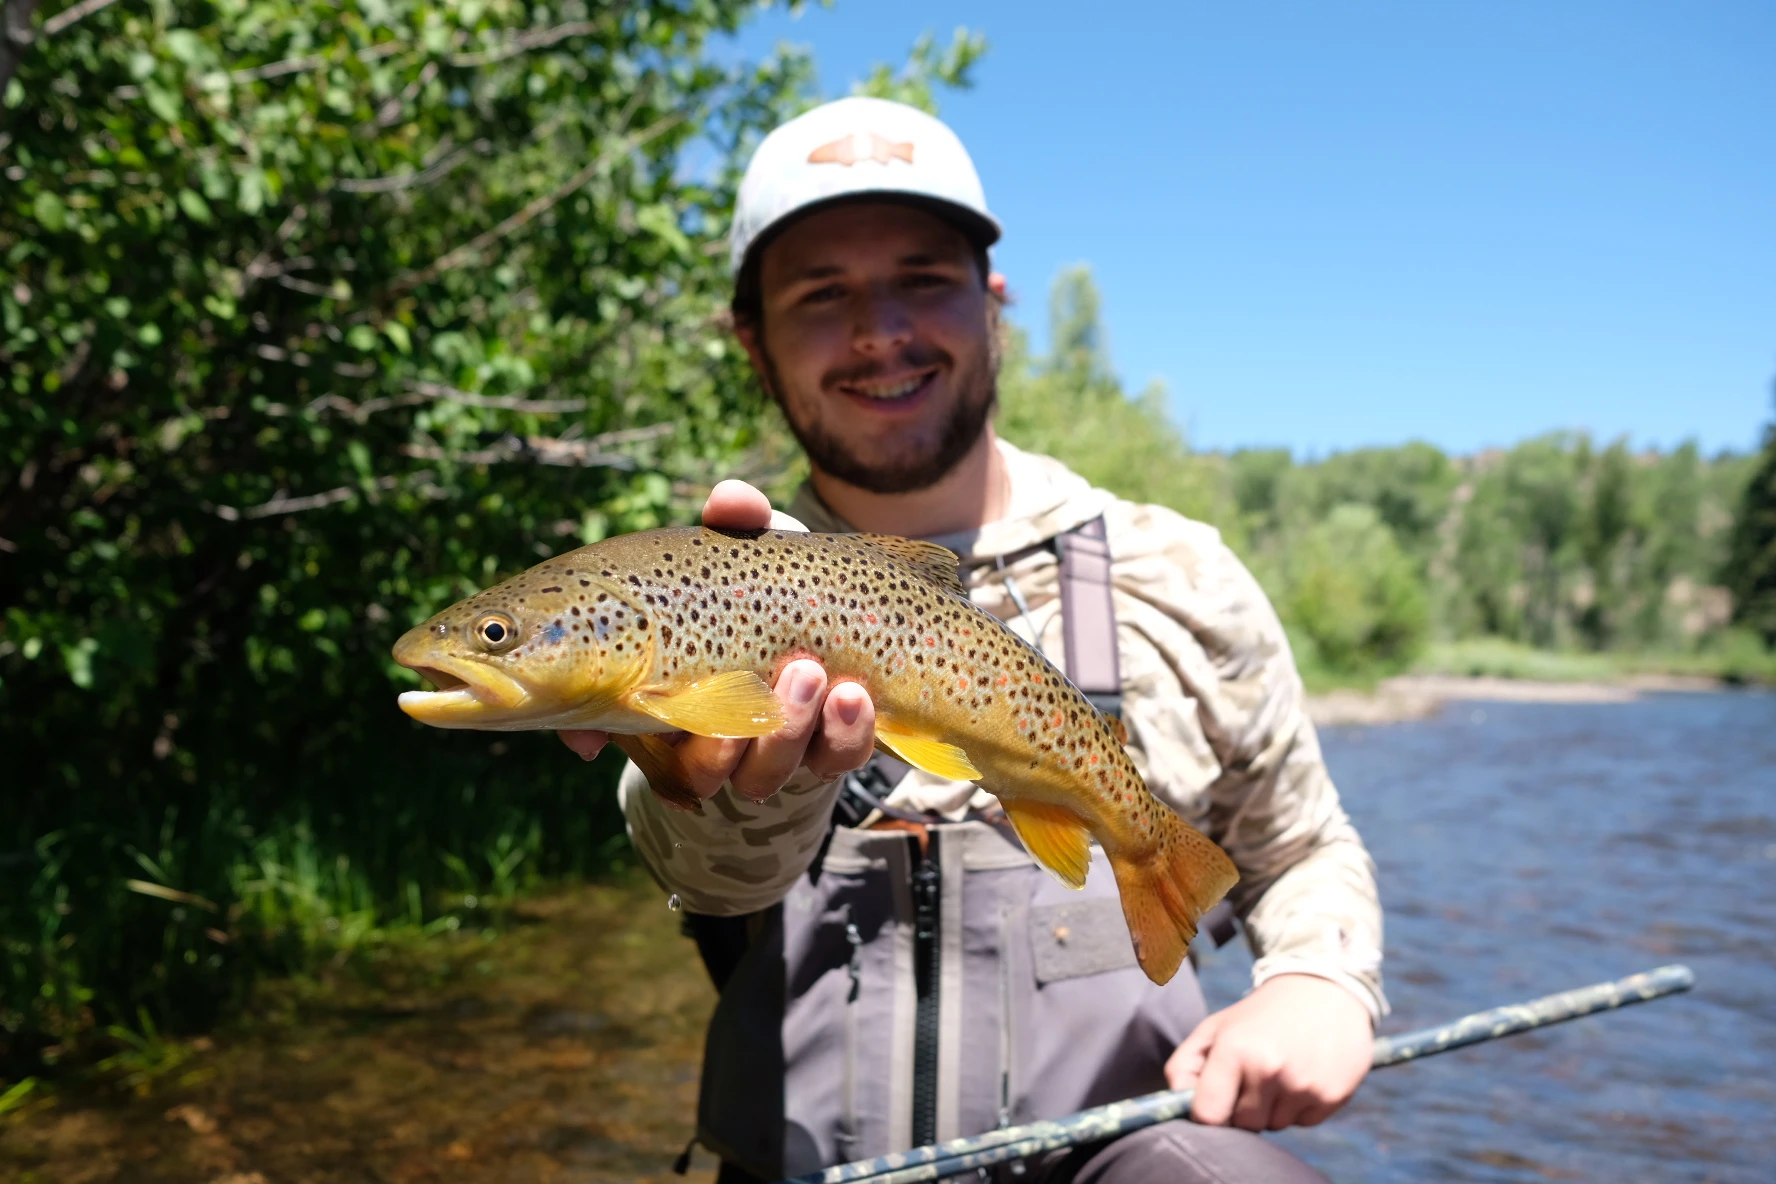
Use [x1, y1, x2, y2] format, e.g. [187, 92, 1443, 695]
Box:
[1028, 896, 1139, 984]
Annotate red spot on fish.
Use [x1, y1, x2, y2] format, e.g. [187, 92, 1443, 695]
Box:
[956, 676, 970, 692]
[1089, 753, 1100, 766]
[924, 636, 936, 647]
[866, 613, 878, 624]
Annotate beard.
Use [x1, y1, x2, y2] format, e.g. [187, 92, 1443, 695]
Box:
[759, 333, 1001, 496]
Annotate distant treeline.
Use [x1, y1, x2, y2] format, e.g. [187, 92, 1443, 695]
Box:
[998, 268, 1769, 686]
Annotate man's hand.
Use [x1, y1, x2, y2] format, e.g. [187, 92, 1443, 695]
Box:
[1165, 974, 1373, 1131]
[556, 480, 877, 801]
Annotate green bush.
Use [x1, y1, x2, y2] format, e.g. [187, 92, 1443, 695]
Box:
[0, 0, 999, 1070]
[1281, 504, 1428, 677]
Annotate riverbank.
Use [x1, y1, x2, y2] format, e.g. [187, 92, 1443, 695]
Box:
[1306, 671, 1723, 726]
[0, 877, 720, 1184]
[1303, 636, 1769, 726]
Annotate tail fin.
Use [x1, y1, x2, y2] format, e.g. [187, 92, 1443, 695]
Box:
[1107, 816, 1239, 985]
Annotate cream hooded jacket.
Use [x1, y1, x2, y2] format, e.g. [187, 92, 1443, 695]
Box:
[619, 440, 1387, 1018]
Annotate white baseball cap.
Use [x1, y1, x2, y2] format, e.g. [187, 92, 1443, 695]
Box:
[729, 96, 1002, 276]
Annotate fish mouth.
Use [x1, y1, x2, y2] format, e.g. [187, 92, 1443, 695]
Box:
[394, 652, 531, 727]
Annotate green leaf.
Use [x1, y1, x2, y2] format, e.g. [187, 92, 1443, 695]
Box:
[347, 325, 377, 351]
[61, 638, 100, 690]
[383, 322, 412, 354]
[32, 192, 67, 232]
[177, 190, 213, 223]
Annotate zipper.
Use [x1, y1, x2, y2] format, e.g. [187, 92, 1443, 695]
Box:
[910, 831, 942, 1148]
[838, 903, 863, 1158]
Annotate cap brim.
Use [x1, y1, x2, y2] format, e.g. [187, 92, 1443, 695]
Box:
[738, 191, 1001, 278]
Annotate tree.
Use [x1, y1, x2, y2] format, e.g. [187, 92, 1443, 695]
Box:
[995, 266, 1231, 530]
[0, 0, 980, 1063]
[1281, 503, 1428, 679]
[1728, 400, 1776, 645]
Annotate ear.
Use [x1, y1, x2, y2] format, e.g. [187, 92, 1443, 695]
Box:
[732, 320, 773, 391]
[988, 271, 1009, 302]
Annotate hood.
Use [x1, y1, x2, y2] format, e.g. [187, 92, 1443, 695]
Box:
[787, 438, 1116, 564]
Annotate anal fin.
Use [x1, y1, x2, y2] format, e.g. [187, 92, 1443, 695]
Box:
[1000, 798, 1092, 889]
[630, 670, 785, 738]
[610, 733, 705, 814]
[874, 717, 982, 782]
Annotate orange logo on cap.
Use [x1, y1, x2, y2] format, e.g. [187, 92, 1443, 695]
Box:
[808, 132, 915, 167]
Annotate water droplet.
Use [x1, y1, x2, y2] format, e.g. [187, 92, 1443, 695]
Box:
[667, 893, 682, 912]
[673, 841, 683, 850]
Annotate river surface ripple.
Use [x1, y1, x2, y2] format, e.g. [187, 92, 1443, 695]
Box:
[1193, 690, 1776, 1184]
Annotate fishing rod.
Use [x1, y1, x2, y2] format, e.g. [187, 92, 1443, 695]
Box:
[780, 963, 1695, 1184]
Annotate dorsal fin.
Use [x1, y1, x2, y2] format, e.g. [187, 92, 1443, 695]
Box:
[853, 534, 963, 591]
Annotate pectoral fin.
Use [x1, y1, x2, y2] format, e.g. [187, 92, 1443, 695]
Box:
[610, 733, 704, 814]
[629, 671, 786, 738]
[1000, 798, 1092, 889]
[873, 717, 982, 782]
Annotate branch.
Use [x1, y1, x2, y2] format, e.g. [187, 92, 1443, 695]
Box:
[390, 112, 682, 291]
[0, 0, 38, 99]
[207, 472, 443, 521]
[268, 381, 591, 421]
[448, 20, 600, 67]
[400, 423, 674, 469]
[229, 53, 326, 83]
[335, 138, 488, 194]
[39, 0, 115, 37]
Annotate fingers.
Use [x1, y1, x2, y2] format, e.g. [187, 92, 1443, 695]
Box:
[1164, 1018, 1215, 1092]
[1229, 1067, 1281, 1133]
[675, 734, 751, 799]
[729, 661, 828, 801]
[803, 682, 876, 781]
[557, 730, 608, 760]
[703, 480, 774, 531]
[1187, 1038, 1244, 1127]
[1267, 1087, 1315, 1133]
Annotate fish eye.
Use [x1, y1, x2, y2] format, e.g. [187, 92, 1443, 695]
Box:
[473, 612, 519, 652]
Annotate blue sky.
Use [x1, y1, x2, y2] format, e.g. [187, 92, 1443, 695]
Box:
[725, 1, 1775, 457]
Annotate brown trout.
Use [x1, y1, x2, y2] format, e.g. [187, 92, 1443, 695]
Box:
[391, 526, 1237, 984]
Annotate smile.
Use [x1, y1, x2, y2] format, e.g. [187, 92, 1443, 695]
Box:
[837, 369, 938, 405]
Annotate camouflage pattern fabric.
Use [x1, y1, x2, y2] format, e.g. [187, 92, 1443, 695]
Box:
[618, 439, 1388, 1018]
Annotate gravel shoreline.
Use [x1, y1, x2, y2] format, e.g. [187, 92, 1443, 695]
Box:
[1304, 673, 1722, 727]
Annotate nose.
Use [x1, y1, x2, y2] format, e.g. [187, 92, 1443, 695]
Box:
[850, 283, 913, 358]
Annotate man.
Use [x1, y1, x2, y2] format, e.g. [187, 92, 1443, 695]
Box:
[560, 96, 1384, 1183]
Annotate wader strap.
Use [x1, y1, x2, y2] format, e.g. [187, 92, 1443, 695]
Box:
[1056, 516, 1122, 719]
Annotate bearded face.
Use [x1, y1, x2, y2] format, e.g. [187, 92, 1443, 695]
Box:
[738, 202, 1000, 496]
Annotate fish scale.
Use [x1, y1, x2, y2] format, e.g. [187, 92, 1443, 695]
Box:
[392, 525, 1237, 984]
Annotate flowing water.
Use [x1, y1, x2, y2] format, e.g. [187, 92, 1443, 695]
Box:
[1194, 689, 1776, 1183]
[4, 691, 1770, 1182]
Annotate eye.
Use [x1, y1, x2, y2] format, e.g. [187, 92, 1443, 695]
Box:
[474, 613, 519, 651]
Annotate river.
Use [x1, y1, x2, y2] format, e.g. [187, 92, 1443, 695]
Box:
[1193, 689, 1776, 1183]
[4, 691, 1770, 1183]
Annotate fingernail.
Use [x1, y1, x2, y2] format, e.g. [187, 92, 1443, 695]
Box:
[790, 666, 823, 706]
[832, 687, 862, 726]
